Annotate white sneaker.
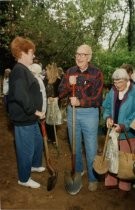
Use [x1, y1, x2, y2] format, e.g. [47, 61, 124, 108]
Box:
[18, 178, 40, 188]
[31, 166, 45, 173]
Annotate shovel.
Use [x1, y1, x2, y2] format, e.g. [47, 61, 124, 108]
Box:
[40, 120, 58, 191]
[64, 84, 82, 195]
[52, 100, 60, 156]
[93, 127, 111, 174]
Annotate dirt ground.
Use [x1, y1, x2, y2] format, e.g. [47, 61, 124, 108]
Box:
[0, 98, 135, 210]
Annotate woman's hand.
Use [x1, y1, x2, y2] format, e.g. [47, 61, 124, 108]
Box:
[48, 97, 54, 102]
[35, 110, 45, 119]
[48, 97, 58, 104]
[114, 124, 122, 133]
[106, 117, 114, 128]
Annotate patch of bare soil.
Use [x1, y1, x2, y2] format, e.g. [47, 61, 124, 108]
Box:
[0, 98, 135, 210]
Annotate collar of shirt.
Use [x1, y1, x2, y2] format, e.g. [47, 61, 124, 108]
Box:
[76, 66, 89, 73]
[119, 81, 130, 100]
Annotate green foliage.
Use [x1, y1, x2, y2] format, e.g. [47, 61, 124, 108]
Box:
[0, 0, 135, 79]
[93, 49, 135, 84]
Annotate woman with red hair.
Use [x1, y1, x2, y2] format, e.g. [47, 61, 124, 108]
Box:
[8, 36, 45, 188]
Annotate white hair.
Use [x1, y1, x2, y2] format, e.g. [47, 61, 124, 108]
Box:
[77, 44, 92, 61]
[5, 68, 11, 73]
[29, 63, 42, 75]
[112, 68, 130, 80]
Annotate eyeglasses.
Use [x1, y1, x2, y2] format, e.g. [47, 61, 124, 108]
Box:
[75, 53, 90, 58]
[113, 80, 126, 85]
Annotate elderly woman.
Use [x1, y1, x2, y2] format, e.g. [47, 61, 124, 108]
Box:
[2, 68, 11, 112]
[103, 68, 135, 195]
[29, 63, 47, 113]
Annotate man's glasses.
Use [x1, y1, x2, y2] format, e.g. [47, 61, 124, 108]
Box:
[75, 53, 90, 58]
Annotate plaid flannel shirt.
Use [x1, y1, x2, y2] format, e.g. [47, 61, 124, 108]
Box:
[58, 64, 104, 108]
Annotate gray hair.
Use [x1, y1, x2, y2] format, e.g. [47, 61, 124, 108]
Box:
[112, 68, 130, 80]
[77, 44, 92, 62]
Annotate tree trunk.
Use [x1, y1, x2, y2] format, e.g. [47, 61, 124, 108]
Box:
[128, 0, 135, 51]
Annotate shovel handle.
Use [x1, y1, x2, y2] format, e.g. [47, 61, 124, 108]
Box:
[40, 120, 56, 177]
[40, 120, 47, 138]
[72, 84, 75, 97]
[102, 127, 111, 161]
[70, 84, 76, 174]
[52, 101, 59, 155]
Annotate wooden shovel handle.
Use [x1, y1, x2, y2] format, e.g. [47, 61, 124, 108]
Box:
[40, 120, 56, 176]
[72, 84, 75, 97]
[102, 127, 111, 161]
[40, 119, 47, 138]
[71, 84, 76, 174]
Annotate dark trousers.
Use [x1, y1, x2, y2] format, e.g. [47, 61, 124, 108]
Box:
[46, 124, 55, 142]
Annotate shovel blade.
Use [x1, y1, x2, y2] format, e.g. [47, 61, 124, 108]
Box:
[64, 171, 82, 195]
[93, 155, 109, 175]
[47, 171, 58, 191]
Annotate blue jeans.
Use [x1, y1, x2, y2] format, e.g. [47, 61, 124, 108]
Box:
[67, 105, 99, 182]
[15, 122, 43, 182]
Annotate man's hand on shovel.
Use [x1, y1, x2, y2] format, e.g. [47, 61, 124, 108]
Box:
[69, 75, 80, 107]
[70, 97, 80, 107]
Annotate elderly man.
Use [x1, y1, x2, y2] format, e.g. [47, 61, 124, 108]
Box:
[59, 44, 103, 192]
